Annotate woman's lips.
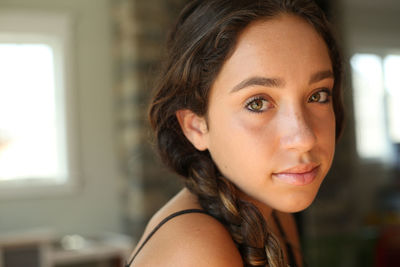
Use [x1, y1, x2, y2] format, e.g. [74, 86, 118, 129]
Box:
[272, 165, 320, 186]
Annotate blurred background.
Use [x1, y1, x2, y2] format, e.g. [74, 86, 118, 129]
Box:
[0, 0, 399, 266]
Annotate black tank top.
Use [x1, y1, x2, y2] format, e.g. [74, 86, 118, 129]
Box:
[125, 209, 298, 267]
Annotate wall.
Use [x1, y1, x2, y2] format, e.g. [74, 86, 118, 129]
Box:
[0, 0, 122, 236]
[111, 0, 186, 239]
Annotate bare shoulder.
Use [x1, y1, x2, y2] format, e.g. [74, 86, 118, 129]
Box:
[130, 189, 243, 267]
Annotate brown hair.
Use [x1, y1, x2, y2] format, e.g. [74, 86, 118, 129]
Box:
[149, 0, 344, 266]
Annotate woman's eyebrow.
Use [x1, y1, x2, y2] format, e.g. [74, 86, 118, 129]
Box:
[309, 70, 334, 84]
[230, 70, 334, 93]
[230, 76, 285, 93]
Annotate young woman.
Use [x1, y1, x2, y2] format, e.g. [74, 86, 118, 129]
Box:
[126, 0, 344, 266]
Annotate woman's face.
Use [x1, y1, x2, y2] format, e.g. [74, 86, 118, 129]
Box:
[203, 14, 336, 212]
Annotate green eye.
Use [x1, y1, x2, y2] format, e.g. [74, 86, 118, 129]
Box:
[246, 97, 270, 112]
[309, 93, 321, 102]
[309, 90, 331, 103]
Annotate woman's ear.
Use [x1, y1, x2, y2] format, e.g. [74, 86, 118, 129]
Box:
[176, 109, 209, 151]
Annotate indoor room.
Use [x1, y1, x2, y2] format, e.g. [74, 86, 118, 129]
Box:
[0, 0, 399, 266]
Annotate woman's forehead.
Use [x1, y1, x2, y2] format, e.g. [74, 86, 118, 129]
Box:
[211, 14, 332, 93]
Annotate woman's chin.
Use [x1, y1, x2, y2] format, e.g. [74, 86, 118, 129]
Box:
[276, 195, 317, 213]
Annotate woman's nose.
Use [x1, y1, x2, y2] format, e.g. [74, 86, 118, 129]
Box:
[279, 107, 317, 152]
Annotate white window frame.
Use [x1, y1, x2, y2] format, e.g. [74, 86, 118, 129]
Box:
[0, 9, 80, 199]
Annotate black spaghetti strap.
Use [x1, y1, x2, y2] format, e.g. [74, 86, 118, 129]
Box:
[272, 211, 297, 267]
[125, 209, 209, 267]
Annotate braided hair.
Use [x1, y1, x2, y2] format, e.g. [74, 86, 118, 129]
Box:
[149, 0, 344, 266]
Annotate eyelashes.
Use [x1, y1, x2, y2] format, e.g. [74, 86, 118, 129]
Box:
[308, 89, 331, 103]
[244, 89, 332, 113]
[245, 96, 272, 113]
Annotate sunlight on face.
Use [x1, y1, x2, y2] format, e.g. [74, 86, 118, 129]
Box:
[204, 14, 336, 213]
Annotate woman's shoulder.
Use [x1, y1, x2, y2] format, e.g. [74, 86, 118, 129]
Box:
[129, 189, 243, 267]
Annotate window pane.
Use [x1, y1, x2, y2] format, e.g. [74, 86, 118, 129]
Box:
[0, 44, 66, 182]
[351, 54, 390, 159]
[384, 55, 400, 143]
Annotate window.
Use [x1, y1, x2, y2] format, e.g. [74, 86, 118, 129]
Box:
[384, 55, 400, 143]
[0, 10, 78, 198]
[351, 53, 400, 162]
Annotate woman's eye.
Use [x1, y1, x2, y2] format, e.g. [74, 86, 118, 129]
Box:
[245, 97, 271, 113]
[308, 90, 331, 103]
